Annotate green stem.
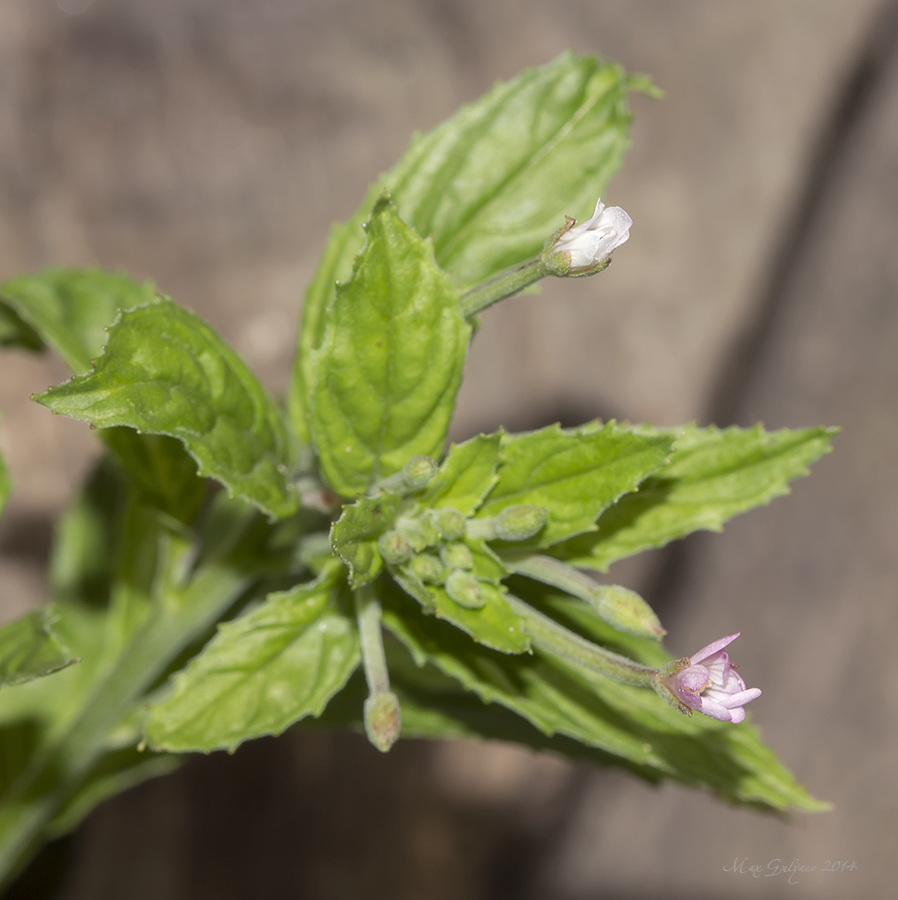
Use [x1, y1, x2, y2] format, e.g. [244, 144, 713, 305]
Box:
[354, 583, 391, 696]
[505, 594, 656, 687]
[503, 553, 601, 604]
[459, 258, 547, 318]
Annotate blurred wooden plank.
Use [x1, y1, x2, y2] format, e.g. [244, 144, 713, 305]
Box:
[549, 5, 898, 897]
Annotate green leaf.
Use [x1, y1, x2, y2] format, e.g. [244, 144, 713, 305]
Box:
[391, 540, 529, 654]
[0, 608, 78, 688]
[0, 268, 157, 373]
[478, 422, 673, 548]
[35, 299, 298, 519]
[288, 211, 376, 446]
[310, 198, 471, 497]
[330, 491, 403, 587]
[145, 572, 360, 752]
[0, 304, 42, 353]
[420, 432, 502, 516]
[382, 582, 826, 812]
[290, 53, 635, 439]
[554, 425, 837, 571]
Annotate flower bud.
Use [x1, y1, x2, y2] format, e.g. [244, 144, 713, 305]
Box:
[439, 541, 474, 571]
[402, 455, 438, 491]
[591, 585, 665, 640]
[431, 506, 467, 541]
[364, 691, 402, 752]
[445, 570, 487, 609]
[395, 513, 439, 551]
[377, 530, 413, 566]
[407, 552, 446, 584]
[494, 505, 548, 541]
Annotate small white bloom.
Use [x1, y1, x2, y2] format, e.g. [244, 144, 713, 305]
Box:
[552, 197, 632, 273]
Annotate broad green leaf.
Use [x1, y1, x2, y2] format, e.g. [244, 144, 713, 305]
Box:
[420, 432, 502, 516]
[478, 423, 673, 548]
[330, 491, 403, 587]
[391, 540, 529, 654]
[554, 425, 837, 571]
[311, 198, 471, 497]
[382, 581, 826, 812]
[35, 299, 298, 519]
[145, 572, 360, 752]
[0, 608, 77, 688]
[291, 53, 636, 440]
[0, 268, 157, 373]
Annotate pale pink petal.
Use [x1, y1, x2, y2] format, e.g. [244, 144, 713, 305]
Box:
[690, 633, 741, 665]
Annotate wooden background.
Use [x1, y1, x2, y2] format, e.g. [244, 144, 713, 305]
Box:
[1, 1, 896, 897]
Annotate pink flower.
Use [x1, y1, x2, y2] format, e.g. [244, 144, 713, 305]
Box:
[656, 633, 761, 723]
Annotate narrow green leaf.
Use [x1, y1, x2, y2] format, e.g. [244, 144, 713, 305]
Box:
[35, 299, 298, 519]
[420, 432, 502, 516]
[310, 198, 471, 497]
[330, 491, 403, 587]
[145, 573, 360, 752]
[392, 540, 529, 655]
[0, 268, 157, 373]
[0, 608, 78, 688]
[554, 425, 837, 571]
[382, 582, 826, 812]
[479, 422, 673, 548]
[291, 53, 635, 440]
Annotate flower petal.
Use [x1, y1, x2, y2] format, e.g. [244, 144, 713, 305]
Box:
[720, 688, 762, 709]
[690, 632, 741, 665]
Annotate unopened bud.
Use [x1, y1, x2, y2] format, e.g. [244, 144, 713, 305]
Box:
[445, 570, 487, 609]
[377, 530, 413, 565]
[431, 506, 466, 541]
[395, 513, 438, 551]
[407, 552, 446, 584]
[364, 691, 402, 752]
[439, 541, 473, 571]
[591, 585, 665, 640]
[494, 505, 548, 541]
[402, 455, 438, 491]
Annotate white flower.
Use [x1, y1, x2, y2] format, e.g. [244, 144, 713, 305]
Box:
[551, 197, 632, 273]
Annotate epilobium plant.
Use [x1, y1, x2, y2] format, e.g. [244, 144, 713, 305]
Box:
[0, 53, 832, 887]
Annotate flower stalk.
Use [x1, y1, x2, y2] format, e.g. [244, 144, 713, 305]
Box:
[458, 195, 632, 318]
[353, 583, 401, 751]
[503, 553, 665, 639]
[505, 593, 656, 687]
